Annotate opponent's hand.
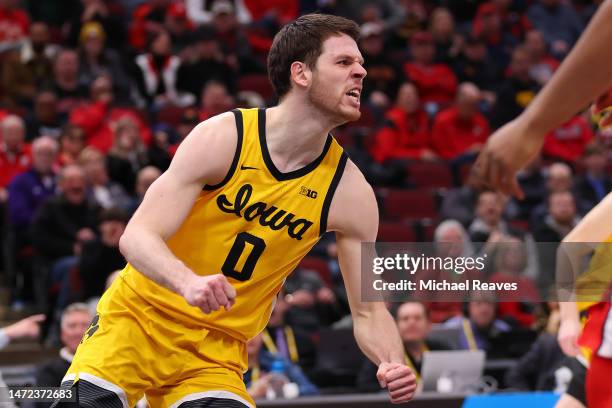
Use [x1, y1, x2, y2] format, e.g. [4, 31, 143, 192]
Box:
[472, 118, 545, 199]
[377, 362, 417, 404]
[181, 274, 236, 313]
[558, 316, 582, 357]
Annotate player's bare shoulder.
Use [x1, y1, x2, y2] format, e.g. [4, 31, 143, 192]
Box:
[327, 159, 379, 240]
[170, 111, 239, 187]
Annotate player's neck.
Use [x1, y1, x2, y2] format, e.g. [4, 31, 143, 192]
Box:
[266, 100, 337, 172]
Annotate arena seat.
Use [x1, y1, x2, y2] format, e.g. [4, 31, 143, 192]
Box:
[379, 188, 438, 221]
[156, 105, 187, 127]
[377, 222, 416, 242]
[406, 161, 453, 189]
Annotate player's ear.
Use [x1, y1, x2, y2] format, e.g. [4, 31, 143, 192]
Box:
[290, 61, 310, 89]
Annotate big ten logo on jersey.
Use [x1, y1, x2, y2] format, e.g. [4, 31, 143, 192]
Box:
[299, 186, 318, 199]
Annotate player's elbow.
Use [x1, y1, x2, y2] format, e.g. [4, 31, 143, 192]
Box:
[118, 229, 132, 259]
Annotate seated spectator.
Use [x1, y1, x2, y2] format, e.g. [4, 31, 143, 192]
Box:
[164, 2, 195, 55]
[425, 220, 476, 323]
[199, 80, 235, 121]
[186, 0, 252, 26]
[331, 0, 405, 33]
[532, 190, 580, 243]
[57, 124, 86, 167]
[530, 162, 590, 227]
[25, 90, 63, 141]
[31, 165, 99, 315]
[79, 147, 131, 211]
[106, 117, 149, 193]
[440, 172, 480, 227]
[488, 237, 540, 327]
[245, 332, 319, 399]
[77, 22, 133, 103]
[542, 114, 594, 162]
[452, 34, 500, 105]
[132, 29, 195, 109]
[429, 7, 462, 64]
[359, 22, 403, 110]
[527, 0, 583, 59]
[7, 136, 58, 249]
[65, 0, 126, 50]
[69, 74, 152, 153]
[357, 302, 453, 393]
[468, 190, 539, 277]
[176, 26, 237, 103]
[370, 82, 435, 163]
[444, 292, 512, 353]
[78, 208, 128, 301]
[129, 0, 175, 51]
[573, 142, 612, 211]
[431, 82, 490, 160]
[504, 301, 568, 392]
[262, 291, 317, 376]
[490, 46, 540, 129]
[1, 21, 56, 109]
[128, 165, 162, 214]
[284, 266, 343, 331]
[35, 303, 92, 392]
[404, 31, 457, 113]
[524, 29, 559, 86]
[0, 115, 31, 203]
[0, 0, 30, 46]
[44, 49, 89, 116]
[471, 2, 518, 69]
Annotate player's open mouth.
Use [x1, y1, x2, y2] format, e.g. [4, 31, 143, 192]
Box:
[346, 88, 361, 105]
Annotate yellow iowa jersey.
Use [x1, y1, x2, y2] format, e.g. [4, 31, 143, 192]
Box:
[121, 108, 347, 342]
[576, 235, 612, 310]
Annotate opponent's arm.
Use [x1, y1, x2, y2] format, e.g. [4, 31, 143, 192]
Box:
[557, 193, 612, 355]
[119, 112, 238, 312]
[475, 0, 612, 196]
[328, 161, 416, 404]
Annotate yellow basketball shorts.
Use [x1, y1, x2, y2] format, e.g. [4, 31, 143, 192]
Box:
[63, 275, 255, 408]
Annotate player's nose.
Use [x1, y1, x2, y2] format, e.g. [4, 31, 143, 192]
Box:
[353, 63, 367, 79]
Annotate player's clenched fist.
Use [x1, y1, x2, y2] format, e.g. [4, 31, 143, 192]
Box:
[377, 362, 417, 404]
[181, 274, 236, 313]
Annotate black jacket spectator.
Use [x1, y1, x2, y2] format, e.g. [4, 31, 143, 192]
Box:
[505, 332, 566, 391]
[31, 196, 99, 262]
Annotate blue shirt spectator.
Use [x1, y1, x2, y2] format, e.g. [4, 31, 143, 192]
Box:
[527, 0, 583, 58]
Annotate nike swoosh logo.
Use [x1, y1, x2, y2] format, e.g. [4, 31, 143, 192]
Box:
[240, 165, 259, 170]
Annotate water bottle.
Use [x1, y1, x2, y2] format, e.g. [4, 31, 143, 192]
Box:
[266, 358, 289, 400]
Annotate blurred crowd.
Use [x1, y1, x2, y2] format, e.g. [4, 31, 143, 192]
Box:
[0, 0, 609, 400]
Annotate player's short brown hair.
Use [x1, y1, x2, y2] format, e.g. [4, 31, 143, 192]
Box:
[267, 13, 360, 99]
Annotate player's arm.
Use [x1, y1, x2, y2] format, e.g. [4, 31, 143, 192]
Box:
[475, 0, 612, 196]
[556, 193, 612, 355]
[119, 112, 238, 312]
[327, 161, 416, 404]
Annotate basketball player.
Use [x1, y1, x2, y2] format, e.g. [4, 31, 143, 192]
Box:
[54, 14, 416, 408]
[472, 2, 612, 407]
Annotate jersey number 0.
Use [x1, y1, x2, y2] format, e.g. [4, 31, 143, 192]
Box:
[221, 232, 266, 281]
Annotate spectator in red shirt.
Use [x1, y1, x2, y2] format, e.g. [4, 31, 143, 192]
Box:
[370, 82, 435, 163]
[488, 237, 540, 328]
[404, 31, 458, 113]
[0, 0, 30, 44]
[129, 0, 173, 51]
[542, 113, 594, 162]
[70, 74, 152, 152]
[431, 82, 490, 160]
[524, 29, 559, 86]
[0, 115, 31, 202]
